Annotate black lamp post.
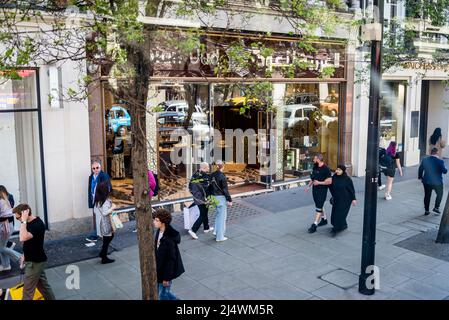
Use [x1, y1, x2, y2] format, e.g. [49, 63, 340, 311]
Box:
[358, 0, 384, 295]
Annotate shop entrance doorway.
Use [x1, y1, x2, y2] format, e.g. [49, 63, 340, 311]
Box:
[212, 84, 269, 193]
[420, 80, 430, 159]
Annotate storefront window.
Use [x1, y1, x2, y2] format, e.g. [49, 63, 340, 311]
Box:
[102, 84, 134, 207]
[0, 70, 45, 225]
[148, 83, 210, 201]
[276, 83, 340, 180]
[380, 81, 406, 152]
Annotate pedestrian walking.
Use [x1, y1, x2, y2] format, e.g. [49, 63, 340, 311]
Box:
[419, 147, 448, 216]
[0, 188, 21, 272]
[429, 127, 446, 158]
[87, 160, 112, 244]
[188, 162, 212, 239]
[307, 154, 332, 233]
[0, 185, 16, 250]
[12, 204, 55, 300]
[153, 209, 184, 300]
[94, 181, 116, 264]
[329, 165, 357, 236]
[210, 160, 232, 242]
[380, 141, 403, 200]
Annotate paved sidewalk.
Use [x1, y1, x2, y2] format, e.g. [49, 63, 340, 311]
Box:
[48, 179, 449, 300]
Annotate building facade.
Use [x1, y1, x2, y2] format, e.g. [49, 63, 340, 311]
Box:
[352, 0, 449, 177]
[86, 0, 361, 206]
[0, 62, 91, 231]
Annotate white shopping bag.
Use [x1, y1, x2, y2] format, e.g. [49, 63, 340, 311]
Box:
[183, 204, 200, 230]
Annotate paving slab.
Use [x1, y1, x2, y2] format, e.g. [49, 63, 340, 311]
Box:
[320, 269, 359, 289]
[395, 279, 449, 300]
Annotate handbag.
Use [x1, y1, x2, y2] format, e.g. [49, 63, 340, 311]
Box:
[110, 212, 123, 231]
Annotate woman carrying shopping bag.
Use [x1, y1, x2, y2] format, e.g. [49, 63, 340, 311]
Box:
[94, 181, 116, 264]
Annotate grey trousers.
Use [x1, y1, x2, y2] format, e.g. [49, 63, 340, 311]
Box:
[23, 261, 56, 300]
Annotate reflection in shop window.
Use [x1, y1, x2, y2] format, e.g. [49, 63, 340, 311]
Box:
[148, 83, 211, 201]
[103, 84, 134, 208]
[379, 81, 405, 153]
[278, 83, 340, 180]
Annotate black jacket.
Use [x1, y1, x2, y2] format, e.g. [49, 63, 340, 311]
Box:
[155, 224, 185, 283]
[188, 171, 210, 205]
[209, 171, 232, 202]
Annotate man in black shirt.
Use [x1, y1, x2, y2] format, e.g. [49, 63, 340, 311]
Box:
[13, 204, 55, 300]
[306, 154, 332, 233]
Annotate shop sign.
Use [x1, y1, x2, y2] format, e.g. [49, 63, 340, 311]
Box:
[149, 31, 346, 79]
[402, 62, 449, 71]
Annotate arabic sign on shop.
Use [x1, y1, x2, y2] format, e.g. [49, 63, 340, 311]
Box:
[149, 31, 346, 79]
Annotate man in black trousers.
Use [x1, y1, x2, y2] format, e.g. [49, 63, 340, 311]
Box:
[419, 147, 448, 216]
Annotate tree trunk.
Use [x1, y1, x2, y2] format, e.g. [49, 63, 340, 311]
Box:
[127, 46, 158, 300]
[436, 192, 449, 243]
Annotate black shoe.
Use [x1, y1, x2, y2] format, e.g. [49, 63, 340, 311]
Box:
[330, 228, 337, 237]
[433, 208, 441, 215]
[424, 211, 430, 216]
[317, 218, 328, 227]
[308, 224, 317, 234]
[101, 257, 115, 264]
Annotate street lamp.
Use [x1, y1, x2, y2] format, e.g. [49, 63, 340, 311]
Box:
[358, 0, 384, 295]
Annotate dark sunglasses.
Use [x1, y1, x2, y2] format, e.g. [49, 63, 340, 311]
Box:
[92, 166, 100, 170]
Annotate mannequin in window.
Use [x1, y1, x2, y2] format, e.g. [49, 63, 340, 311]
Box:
[111, 127, 126, 179]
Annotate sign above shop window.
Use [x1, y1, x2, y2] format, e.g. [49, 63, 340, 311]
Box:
[149, 30, 346, 80]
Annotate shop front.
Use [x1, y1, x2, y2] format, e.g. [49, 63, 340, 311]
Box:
[0, 69, 47, 226]
[143, 30, 351, 202]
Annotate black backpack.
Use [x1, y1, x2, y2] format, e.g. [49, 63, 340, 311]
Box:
[379, 148, 393, 168]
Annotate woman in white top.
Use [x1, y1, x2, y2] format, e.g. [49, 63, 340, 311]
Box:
[0, 189, 21, 272]
[94, 181, 116, 264]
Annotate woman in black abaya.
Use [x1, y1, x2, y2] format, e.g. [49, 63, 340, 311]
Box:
[329, 165, 357, 236]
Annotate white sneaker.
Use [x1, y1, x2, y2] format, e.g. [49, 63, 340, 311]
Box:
[216, 237, 228, 242]
[188, 230, 198, 240]
[385, 194, 392, 200]
[213, 231, 216, 236]
[378, 185, 386, 191]
[204, 227, 214, 234]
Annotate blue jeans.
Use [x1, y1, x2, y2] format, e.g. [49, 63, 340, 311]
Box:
[214, 196, 227, 241]
[158, 282, 179, 300]
[0, 222, 21, 268]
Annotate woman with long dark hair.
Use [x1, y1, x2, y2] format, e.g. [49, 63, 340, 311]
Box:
[0, 187, 21, 272]
[0, 186, 15, 249]
[94, 181, 116, 264]
[429, 128, 446, 158]
[382, 141, 403, 200]
[329, 165, 357, 236]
